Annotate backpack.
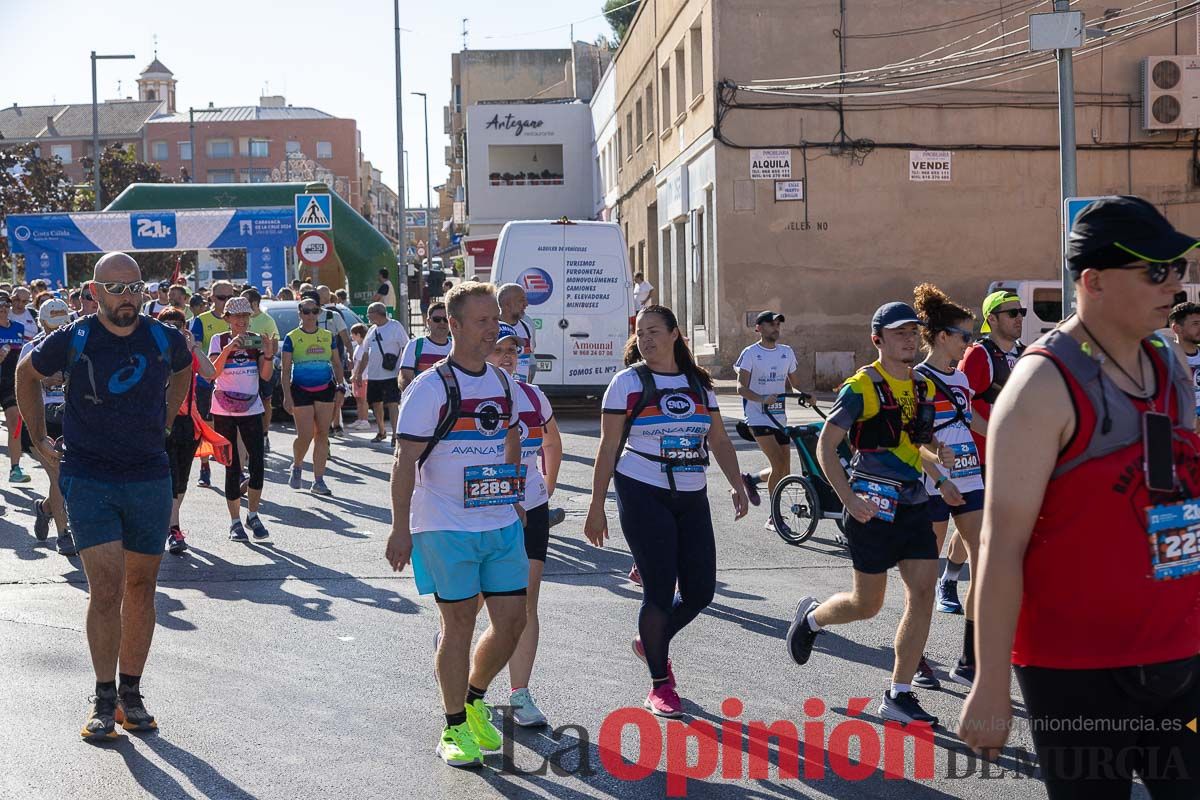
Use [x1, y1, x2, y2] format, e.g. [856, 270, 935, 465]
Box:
[418, 359, 514, 468]
[848, 366, 935, 451]
[976, 337, 1026, 404]
[616, 362, 711, 492]
[914, 364, 969, 433]
[63, 315, 172, 403]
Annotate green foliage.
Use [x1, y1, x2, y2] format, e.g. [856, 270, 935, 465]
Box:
[604, 0, 640, 43]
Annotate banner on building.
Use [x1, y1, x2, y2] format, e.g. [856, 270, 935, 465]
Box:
[750, 149, 791, 180]
[909, 151, 952, 182]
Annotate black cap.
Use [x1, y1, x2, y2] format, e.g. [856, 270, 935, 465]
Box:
[871, 302, 924, 334]
[755, 310, 785, 325]
[1067, 195, 1199, 276]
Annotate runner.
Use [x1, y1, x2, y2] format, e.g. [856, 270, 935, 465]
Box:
[168, 284, 192, 321]
[961, 196, 1200, 798]
[281, 296, 342, 495]
[190, 281, 234, 488]
[785, 301, 943, 725]
[353, 302, 408, 445]
[632, 271, 655, 311]
[485, 322, 563, 726]
[143, 282, 170, 317]
[386, 281, 527, 768]
[348, 323, 372, 430]
[79, 288, 99, 318]
[912, 284, 986, 689]
[0, 293, 31, 483]
[20, 299, 73, 552]
[17, 251, 193, 741]
[497, 283, 536, 383]
[10, 287, 38, 340]
[734, 310, 806, 521]
[315, 286, 352, 435]
[1169, 300, 1200, 433]
[400, 301, 452, 391]
[585, 304, 749, 718]
[244, 288, 280, 451]
[208, 297, 275, 541]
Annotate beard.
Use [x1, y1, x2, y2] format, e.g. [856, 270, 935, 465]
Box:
[104, 303, 139, 328]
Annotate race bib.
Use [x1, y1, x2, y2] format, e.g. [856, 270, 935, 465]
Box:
[765, 400, 784, 414]
[1145, 499, 1200, 581]
[850, 475, 901, 523]
[950, 441, 981, 480]
[463, 464, 527, 508]
[661, 435, 706, 473]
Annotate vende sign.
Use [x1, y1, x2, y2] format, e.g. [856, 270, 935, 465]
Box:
[909, 150, 952, 181]
[750, 149, 791, 180]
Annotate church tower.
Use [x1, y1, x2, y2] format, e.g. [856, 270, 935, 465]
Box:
[137, 56, 176, 113]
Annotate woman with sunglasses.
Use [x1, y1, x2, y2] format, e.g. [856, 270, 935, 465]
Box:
[281, 297, 343, 495]
[912, 284, 986, 690]
[0, 292, 32, 483]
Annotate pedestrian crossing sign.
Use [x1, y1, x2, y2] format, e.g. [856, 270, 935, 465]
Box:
[295, 193, 333, 231]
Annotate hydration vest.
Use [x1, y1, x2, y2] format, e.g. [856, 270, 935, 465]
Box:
[976, 336, 1026, 404]
[848, 366, 935, 452]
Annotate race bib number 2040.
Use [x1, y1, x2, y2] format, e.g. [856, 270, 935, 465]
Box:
[1145, 499, 1200, 581]
[463, 464, 527, 508]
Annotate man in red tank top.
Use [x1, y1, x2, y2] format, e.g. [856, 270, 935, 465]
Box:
[961, 196, 1200, 799]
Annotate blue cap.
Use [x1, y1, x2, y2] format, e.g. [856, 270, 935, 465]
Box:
[871, 302, 924, 334]
[496, 323, 519, 342]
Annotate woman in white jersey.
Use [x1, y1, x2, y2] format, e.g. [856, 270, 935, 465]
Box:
[484, 323, 562, 727]
[585, 305, 749, 718]
[912, 284, 986, 690]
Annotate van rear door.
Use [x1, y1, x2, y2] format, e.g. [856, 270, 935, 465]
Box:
[503, 223, 567, 385]
[558, 223, 630, 388]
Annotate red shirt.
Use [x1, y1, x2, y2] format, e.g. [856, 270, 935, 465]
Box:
[959, 341, 1018, 462]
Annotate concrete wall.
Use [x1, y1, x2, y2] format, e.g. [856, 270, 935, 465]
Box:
[459, 50, 576, 107]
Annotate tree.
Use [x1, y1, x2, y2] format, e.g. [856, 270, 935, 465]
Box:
[0, 143, 79, 263]
[79, 143, 172, 209]
[603, 0, 640, 43]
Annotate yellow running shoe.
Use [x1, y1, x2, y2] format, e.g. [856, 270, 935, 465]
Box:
[464, 699, 502, 751]
[437, 722, 483, 767]
[81, 687, 120, 741]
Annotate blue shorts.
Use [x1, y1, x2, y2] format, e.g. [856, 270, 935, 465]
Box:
[59, 474, 173, 555]
[928, 488, 985, 523]
[411, 520, 528, 603]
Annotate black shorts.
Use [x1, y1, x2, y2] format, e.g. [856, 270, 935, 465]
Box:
[842, 500, 937, 574]
[291, 383, 336, 407]
[750, 425, 788, 445]
[195, 382, 214, 420]
[523, 502, 550, 562]
[0, 381, 15, 411]
[367, 378, 400, 405]
[259, 374, 278, 402]
[166, 416, 199, 497]
[928, 488, 985, 523]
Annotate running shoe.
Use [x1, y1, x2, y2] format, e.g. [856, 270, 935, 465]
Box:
[239, 476, 250, 497]
[332, 425, 344, 436]
[632, 636, 675, 687]
[166, 526, 188, 555]
[349, 419, 372, 431]
[879, 690, 939, 726]
[786, 596, 823, 666]
[392, 435, 400, 449]
[370, 432, 387, 443]
[33, 498, 50, 541]
[628, 565, 642, 585]
[764, 517, 777, 532]
[741, 473, 761, 506]
[81, 685, 120, 741]
[913, 655, 941, 690]
[289, 466, 303, 490]
[547, 507, 566, 527]
[949, 660, 975, 688]
[246, 515, 270, 540]
[9, 465, 30, 484]
[311, 478, 332, 496]
[197, 464, 211, 487]
[56, 529, 77, 557]
[464, 699, 502, 751]
[437, 722, 483, 767]
[229, 521, 249, 542]
[115, 687, 157, 732]
[936, 578, 963, 614]
[644, 684, 684, 718]
[509, 688, 548, 727]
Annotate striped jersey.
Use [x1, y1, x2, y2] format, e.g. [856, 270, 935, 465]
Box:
[516, 381, 554, 509]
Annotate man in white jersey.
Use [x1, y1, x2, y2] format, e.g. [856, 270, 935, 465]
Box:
[387, 281, 527, 768]
[399, 301, 453, 391]
[497, 283, 536, 383]
[735, 311, 806, 519]
[1169, 300, 1200, 432]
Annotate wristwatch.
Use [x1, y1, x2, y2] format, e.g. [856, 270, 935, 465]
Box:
[935, 476, 948, 489]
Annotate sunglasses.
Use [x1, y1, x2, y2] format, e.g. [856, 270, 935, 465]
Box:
[429, 316, 448, 323]
[213, 294, 234, 301]
[300, 307, 321, 315]
[992, 308, 1028, 320]
[1108, 258, 1189, 285]
[941, 325, 975, 343]
[94, 280, 146, 295]
[81, 295, 94, 302]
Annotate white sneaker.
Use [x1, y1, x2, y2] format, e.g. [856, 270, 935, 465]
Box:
[509, 688, 548, 727]
[349, 419, 372, 431]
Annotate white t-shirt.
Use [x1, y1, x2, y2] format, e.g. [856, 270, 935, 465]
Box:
[398, 362, 521, 533]
[633, 281, 654, 309]
[515, 381, 554, 510]
[510, 316, 536, 383]
[376, 280, 396, 305]
[914, 363, 984, 495]
[1186, 348, 1200, 416]
[362, 318, 410, 380]
[734, 342, 798, 427]
[401, 336, 453, 375]
[20, 336, 64, 407]
[352, 340, 369, 377]
[317, 305, 348, 346]
[11, 308, 37, 340]
[602, 366, 720, 492]
[208, 331, 265, 416]
[144, 300, 170, 317]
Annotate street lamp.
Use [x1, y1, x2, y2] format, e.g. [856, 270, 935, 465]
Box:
[404, 150, 410, 208]
[188, 105, 225, 185]
[413, 91, 434, 276]
[91, 51, 136, 211]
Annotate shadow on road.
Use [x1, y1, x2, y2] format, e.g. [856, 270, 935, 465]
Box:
[107, 733, 259, 800]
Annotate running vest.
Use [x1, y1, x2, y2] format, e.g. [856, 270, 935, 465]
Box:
[617, 363, 711, 492]
[975, 336, 1026, 404]
[848, 366, 935, 451]
[1013, 329, 1200, 669]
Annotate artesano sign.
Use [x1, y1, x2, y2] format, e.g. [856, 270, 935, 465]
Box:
[484, 113, 546, 137]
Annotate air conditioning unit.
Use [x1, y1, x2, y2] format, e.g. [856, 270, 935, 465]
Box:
[1142, 56, 1200, 130]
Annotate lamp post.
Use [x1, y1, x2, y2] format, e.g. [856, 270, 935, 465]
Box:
[394, 2, 408, 320]
[412, 91, 434, 277]
[90, 51, 135, 210]
[188, 105, 225, 185]
[404, 150, 411, 208]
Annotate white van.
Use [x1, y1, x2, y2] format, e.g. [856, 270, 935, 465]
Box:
[989, 278, 1200, 338]
[492, 219, 633, 398]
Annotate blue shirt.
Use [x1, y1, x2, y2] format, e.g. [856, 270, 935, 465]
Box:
[31, 315, 192, 482]
[0, 319, 26, 383]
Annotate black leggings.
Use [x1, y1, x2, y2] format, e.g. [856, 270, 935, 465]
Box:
[166, 415, 199, 498]
[212, 414, 265, 499]
[613, 470, 716, 683]
[1015, 655, 1200, 800]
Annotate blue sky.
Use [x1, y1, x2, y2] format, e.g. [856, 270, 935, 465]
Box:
[1, 0, 615, 206]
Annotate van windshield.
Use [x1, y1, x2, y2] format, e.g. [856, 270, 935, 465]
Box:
[1032, 288, 1062, 324]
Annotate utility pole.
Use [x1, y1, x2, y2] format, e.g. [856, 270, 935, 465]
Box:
[413, 92, 435, 279]
[1054, 0, 1079, 315]
[394, 0, 407, 320]
[90, 51, 135, 210]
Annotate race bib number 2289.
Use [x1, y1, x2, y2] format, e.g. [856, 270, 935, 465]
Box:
[463, 464, 527, 508]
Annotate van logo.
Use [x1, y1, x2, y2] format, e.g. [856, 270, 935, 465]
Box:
[517, 268, 554, 306]
[661, 393, 695, 419]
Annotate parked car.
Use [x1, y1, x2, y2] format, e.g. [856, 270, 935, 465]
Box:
[262, 300, 364, 418]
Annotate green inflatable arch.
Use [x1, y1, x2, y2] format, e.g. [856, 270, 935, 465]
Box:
[106, 181, 401, 307]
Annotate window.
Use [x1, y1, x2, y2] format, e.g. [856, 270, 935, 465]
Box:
[207, 139, 233, 159]
[1032, 288, 1063, 326]
[151, 141, 168, 161]
[316, 141, 333, 159]
[674, 46, 686, 118]
[690, 25, 704, 101]
[249, 139, 269, 158]
[207, 169, 236, 183]
[635, 100, 643, 144]
[178, 141, 192, 161]
[487, 144, 564, 186]
[660, 65, 672, 129]
[626, 112, 633, 159]
[244, 168, 271, 183]
[50, 144, 72, 163]
[453, 84, 462, 113]
[645, 86, 655, 139]
[286, 140, 301, 154]
[616, 126, 622, 164]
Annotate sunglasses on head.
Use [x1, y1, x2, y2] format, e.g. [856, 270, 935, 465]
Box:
[1107, 258, 1188, 285]
[941, 325, 975, 343]
[93, 280, 146, 295]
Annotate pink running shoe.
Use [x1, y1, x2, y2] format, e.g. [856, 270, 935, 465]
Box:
[644, 684, 684, 718]
[631, 636, 675, 688]
[628, 565, 642, 585]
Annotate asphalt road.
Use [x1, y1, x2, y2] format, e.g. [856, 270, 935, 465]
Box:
[0, 396, 1150, 799]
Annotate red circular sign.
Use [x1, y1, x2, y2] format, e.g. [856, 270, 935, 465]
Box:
[298, 231, 331, 265]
